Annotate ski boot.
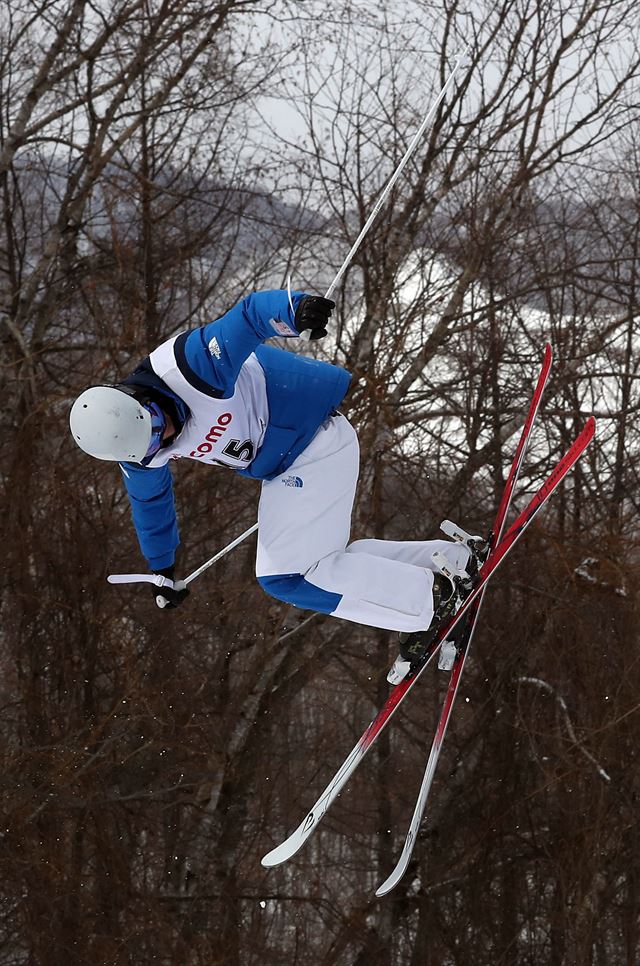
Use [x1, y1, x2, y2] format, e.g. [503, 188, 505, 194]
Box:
[387, 569, 470, 685]
[429, 526, 488, 670]
[386, 521, 489, 686]
[387, 520, 490, 685]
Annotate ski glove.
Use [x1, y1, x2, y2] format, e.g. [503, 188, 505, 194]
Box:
[152, 565, 189, 610]
[294, 295, 335, 340]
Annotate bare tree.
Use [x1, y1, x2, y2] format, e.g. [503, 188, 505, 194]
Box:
[1, 0, 639, 963]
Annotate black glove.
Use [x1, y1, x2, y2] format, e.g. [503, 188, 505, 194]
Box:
[294, 295, 335, 340]
[152, 565, 190, 610]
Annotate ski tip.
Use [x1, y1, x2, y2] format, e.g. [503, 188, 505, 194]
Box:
[261, 840, 295, 868]
[261, 808, 323, 867]
[374, 869, 403, 898]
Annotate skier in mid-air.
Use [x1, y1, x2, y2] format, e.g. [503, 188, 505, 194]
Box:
[70, 289, 475, 680]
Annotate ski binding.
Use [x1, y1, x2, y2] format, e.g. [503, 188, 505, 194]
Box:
[431, 550, 472, 592]
[440, 519, 488, 554]
[437, 639, 457, 671]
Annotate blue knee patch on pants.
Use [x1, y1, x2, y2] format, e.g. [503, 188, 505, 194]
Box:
[258, 573, 342, 614]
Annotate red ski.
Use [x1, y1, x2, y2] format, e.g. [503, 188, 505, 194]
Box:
[376, 344, 552, 893]
[262, 353, 594, 875]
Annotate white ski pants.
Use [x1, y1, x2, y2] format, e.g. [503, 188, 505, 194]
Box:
[255, 413, 469, 632]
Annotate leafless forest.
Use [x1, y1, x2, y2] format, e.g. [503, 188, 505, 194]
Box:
[1, 1, 639, 964]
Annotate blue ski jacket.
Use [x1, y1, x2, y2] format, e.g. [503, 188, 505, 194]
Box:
[119, 290, 352, 570]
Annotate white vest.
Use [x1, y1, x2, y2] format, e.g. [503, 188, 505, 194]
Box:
[144, 336, 269, 470]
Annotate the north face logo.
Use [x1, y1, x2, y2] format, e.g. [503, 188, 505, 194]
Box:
[208, 336, 222, 359]
[282, 475, 303, 488]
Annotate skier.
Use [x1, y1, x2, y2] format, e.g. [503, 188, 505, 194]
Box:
[69, 288, 474, 678]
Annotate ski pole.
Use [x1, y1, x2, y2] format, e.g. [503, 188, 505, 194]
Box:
[313, 45, 470, 309]
[295, 46, 468, 341]
[182, 521, 259, 585]
[107, 522, 259, 592]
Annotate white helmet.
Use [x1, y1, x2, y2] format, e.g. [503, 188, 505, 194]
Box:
[69, 385, 152, 462]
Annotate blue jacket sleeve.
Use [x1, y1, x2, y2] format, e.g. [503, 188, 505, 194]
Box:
[180, 289, 304, 397]
[119, 461, 179, 570]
